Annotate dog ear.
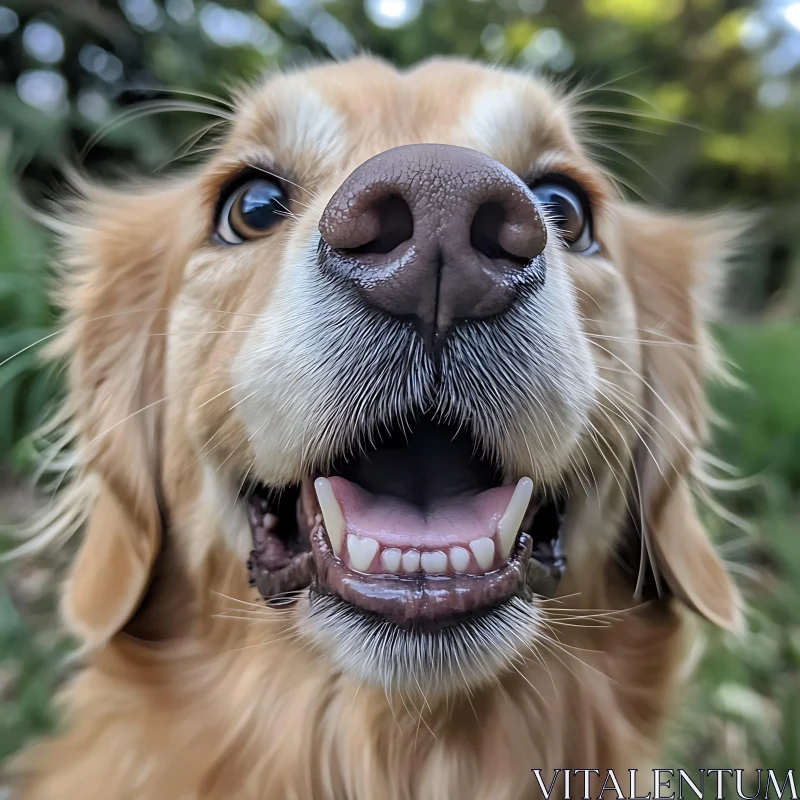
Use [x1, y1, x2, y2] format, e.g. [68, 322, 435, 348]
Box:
[56, 177, 200, 648]
[611, 204, 744, 632]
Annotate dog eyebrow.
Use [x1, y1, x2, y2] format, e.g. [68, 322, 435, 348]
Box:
[222, 82, 348, 192]
[459, 84, 612, 218]
[274, 88, 347, 164]
[461, 84, 569, 168]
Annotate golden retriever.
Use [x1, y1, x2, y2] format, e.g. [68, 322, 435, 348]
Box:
[11, 57, 742, 799]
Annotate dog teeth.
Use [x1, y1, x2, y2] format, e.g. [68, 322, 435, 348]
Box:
[314, 478, 346, 556]
[342, 541, 516, 575]
[449, 546, 470, 573]
[381, 548, 402, 573]
[310, 478, 529, 576]
[497, 477, 534, 557]
[347, 534, 379, 572]
[401, 549, 421, 573]
[469, 537, 496, 571]
[420, 550, 448, 574]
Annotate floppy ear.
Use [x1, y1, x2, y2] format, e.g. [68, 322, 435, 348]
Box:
[612, 204, 744, 633]
[55, 177, 200, 648]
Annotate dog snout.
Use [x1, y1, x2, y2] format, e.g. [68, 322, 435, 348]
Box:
[318, 143, 547, 350]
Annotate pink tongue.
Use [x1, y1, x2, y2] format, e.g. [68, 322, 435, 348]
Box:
[327, 477, 514, 549]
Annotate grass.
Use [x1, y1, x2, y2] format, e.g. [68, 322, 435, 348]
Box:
[0, 478, 74, 767]
[0, 575, 73, 764]
[667, 323, 800, 772]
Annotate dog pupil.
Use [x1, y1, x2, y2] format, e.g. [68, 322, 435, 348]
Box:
[240, 181, 284, 229]
[533, 185, 583, 243]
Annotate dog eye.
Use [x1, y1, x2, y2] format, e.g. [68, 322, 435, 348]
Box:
[530, 178, 595, 254]
[216, 178, 288, 244]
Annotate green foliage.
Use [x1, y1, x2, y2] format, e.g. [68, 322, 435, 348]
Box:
[0, 150, 57, 464]
[0, 572, 73, 763]
[669, 324, 800, 769]
[714, 324, 800, 494]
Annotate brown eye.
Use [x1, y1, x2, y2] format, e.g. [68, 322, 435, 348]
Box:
[216, 178, 288, 244]
[530, 178, 595, 253]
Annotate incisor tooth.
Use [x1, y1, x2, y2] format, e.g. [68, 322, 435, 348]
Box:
[381, 548, 401, 573]
[449, 546, 470, 573]
[314, 477, 345, 556]
[401, 549, 421, 573]
[469, 537, 495, 572]
[420, 551, 448, 574]
[497, 477, 534, 558]
[347, 534, 379, 572]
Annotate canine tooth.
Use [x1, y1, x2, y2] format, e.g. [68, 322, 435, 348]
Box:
[381, 548, 402, 573]
[401, 549, 421, 573]
[469, 537, 496, 572]
[449, 546, 470, 573]
[420, 551, 448, 574]
[347, 534, 379, 572]
[497, 477, 534, 558]
[314, 478, 346, 556]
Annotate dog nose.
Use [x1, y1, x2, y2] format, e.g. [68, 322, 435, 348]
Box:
[318, 144, 547, 351]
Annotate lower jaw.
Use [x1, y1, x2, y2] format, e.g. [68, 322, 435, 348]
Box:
[248, 525, 564, 629]
[245, 506, 565, 690]
[310, 526, 535, 626]
[303, 590, 546, 694]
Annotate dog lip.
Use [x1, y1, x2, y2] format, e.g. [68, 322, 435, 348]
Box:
[310, 524, 544, 626]
[248, 550, 314, 603]
[245, 489, 315, 603]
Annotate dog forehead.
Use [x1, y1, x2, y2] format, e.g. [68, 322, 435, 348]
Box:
[230, 58, 577, 173]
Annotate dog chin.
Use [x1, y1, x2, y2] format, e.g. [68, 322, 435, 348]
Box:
[302, 593, 546, 694]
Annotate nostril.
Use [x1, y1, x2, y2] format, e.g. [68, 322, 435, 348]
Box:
[341, 194, 413, 256]
[470, 202, 528, 266]
[470, 197, 546, 267]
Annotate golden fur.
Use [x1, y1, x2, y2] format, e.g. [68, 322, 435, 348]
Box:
[11, 58, 742, 799]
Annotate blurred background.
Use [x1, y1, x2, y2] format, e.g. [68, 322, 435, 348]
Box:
[0, 0, 799, 779]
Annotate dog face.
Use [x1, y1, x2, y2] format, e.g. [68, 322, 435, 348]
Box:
[54, 58, 740, 698]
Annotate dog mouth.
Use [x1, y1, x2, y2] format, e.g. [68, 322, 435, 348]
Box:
[242, 413, 566, 625]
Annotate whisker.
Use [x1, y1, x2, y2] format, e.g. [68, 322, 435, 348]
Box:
[585, 332, 696, 349]
[147, 329, 254, 337]
[83, 100, 233, 158]
[223, 632, 301, 654]
[588, 339, 692, 440]
[212, 432, 249, 475]
[159, 119, 228, 170]
[245, 163, 321, 200]
[0, 306, 267, 371]
[579, 117, 664, 137]
[0, 330, 61, 370]
[125, 84, 235, 110]
[575, 104, 706, 132]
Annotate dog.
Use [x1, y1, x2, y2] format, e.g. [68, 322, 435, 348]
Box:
[11, 57, 742, 799]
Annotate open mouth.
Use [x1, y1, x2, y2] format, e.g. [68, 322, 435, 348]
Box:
[242, 413, 566, 626]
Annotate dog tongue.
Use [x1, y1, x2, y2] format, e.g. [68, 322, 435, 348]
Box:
[326, 476, 515, 549]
